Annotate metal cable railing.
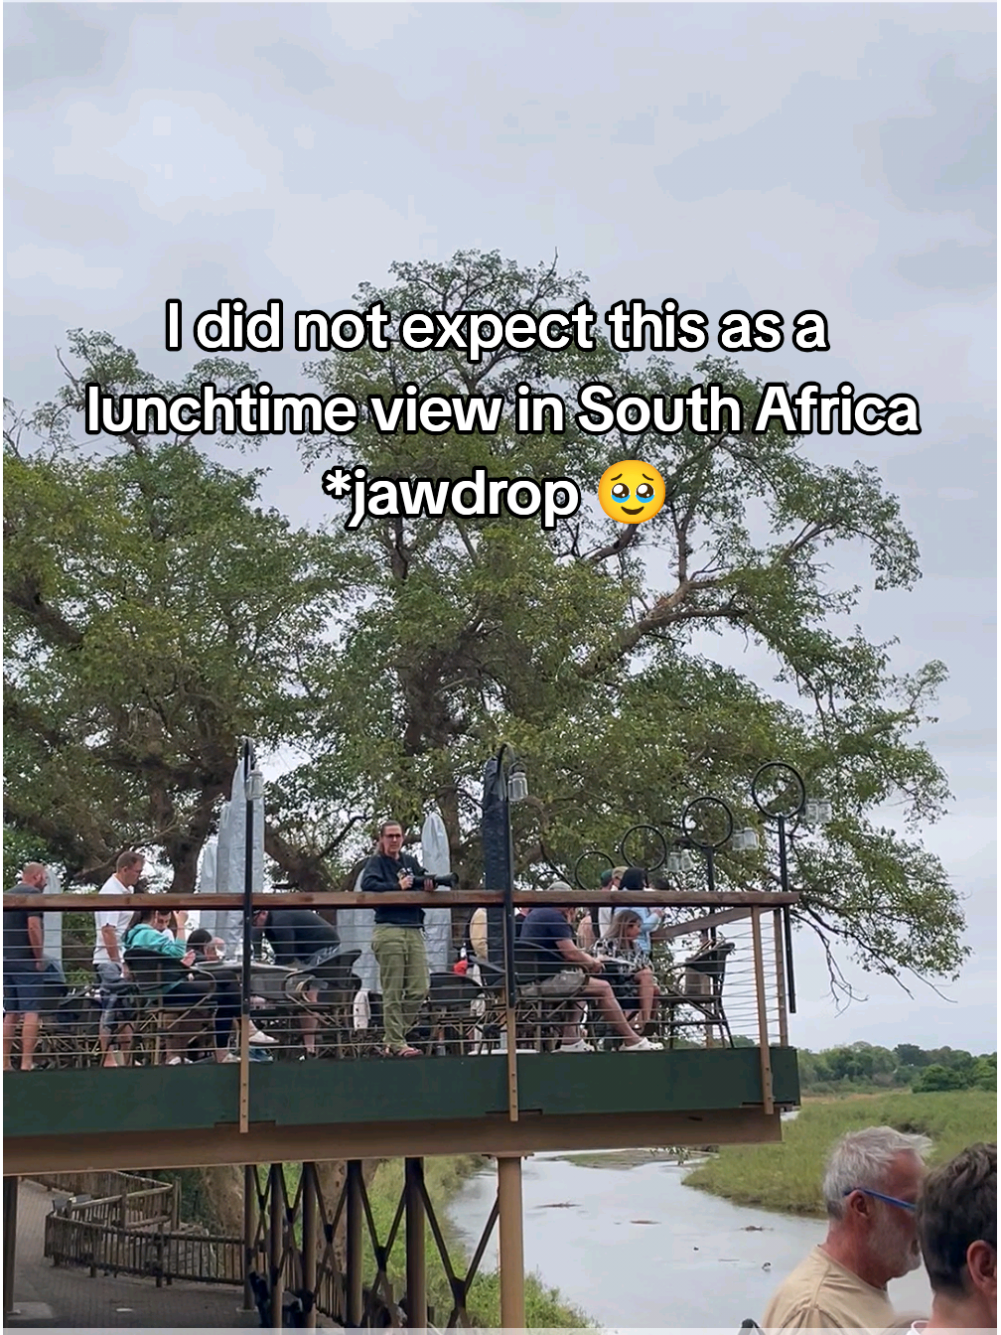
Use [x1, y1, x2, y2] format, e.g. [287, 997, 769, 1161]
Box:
[4, 889, 796, 1075]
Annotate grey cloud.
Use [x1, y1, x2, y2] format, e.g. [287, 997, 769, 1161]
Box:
[656, 53, 995, 231]
[3, 4, 111, 99]
[863, 56, 996, 232]
[654, 73, 872, 206]
[252, 38, 336, 96]
[4, 178, 134, 249]
[611, 110, 656, 147]
[672, 91, 725, 126]
[895, 240, 996, 292]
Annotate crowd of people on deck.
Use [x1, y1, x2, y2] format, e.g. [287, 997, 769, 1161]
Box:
[3, 856, 996, 1334]
[3, 822, 677, 1065]
[760, 1127, 995, 1334]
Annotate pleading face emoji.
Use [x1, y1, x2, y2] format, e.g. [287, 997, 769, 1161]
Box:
[597, 460, 666, 524]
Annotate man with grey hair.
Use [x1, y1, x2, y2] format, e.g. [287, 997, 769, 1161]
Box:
[763, 1126, 931, 1330]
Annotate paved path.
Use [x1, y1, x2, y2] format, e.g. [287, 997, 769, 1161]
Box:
[8, 1180, 262, 1328]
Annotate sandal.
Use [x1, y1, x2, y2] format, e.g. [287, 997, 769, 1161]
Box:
[386, 1045, 422, 1058]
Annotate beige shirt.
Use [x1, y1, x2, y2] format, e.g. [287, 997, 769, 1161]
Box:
[762, 1246, 896, 1331]
[469, 908, 488, 960]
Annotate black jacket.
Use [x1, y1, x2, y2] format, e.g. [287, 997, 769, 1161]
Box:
[361, 853, 428, 927]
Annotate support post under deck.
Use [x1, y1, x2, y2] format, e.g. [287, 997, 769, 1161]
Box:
[301, 1163, 318, 1329]
[404, 1157, 427, 1329]
[496, 1155, 525, 1329]
[269, 1165, 283, 1329]
[243, 1165, 256, 1310]
[3, 1177, 18, 1318]
[346, 1160, 364, 1327]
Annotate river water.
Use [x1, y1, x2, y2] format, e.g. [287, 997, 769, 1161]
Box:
[448, 1151, 933, 1328]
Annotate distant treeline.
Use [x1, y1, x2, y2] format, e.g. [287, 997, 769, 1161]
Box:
[791, 1041, 997, 1094]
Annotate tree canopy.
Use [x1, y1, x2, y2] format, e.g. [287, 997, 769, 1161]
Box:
[3, 332, 353, 888]
[3, 250, 965, 992]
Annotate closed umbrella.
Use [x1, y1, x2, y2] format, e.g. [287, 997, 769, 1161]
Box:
[196, 839, 218, 939]
[42, 866, 64, 982]
[338, 863, 379, 992]
[421, 810, 453, 972]
[212, 752, 265, 961]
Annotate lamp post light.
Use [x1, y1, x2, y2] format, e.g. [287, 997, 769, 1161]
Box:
[730, 827, 760, 854]
[239, 739, 263, 1132]
[240, 739, 261, 1025]
[750, 761, 809, 1015]
[664, 847, 696, 875]
[679, 796, 735, 945]
[681, 796, 735, 896]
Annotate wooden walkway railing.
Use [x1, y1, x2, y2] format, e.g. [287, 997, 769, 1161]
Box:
[44, 1214, 244, 1287]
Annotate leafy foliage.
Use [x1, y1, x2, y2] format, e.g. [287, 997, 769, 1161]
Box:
[3, 335, 352, 888]
[282, 249, 962, 986]
[797, 1041, 997, 1093]
[3, 251, 966, 992]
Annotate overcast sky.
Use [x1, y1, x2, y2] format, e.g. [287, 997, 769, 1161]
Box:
[4, 2, 996, 1054]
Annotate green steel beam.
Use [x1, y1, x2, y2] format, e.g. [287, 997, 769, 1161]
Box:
[3, 1048, 799, 1142]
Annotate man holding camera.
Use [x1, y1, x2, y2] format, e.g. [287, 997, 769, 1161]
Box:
[361, 820, 437, 1057]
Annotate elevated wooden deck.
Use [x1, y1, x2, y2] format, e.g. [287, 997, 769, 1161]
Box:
[3, 887, 800, 1178]
[4, 1045, 800, 1174]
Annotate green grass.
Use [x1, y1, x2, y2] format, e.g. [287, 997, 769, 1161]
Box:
[259, 1155, 592, 1327]
[684, 1090, 997, 1216]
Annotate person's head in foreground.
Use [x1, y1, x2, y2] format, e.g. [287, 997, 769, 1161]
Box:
[763, 1124, 932, 1332]
[916, 1142, 996, 1330]
[822, 1125, 930, 1286]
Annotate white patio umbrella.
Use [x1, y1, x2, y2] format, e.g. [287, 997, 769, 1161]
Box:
[421, 809, 454, 972]
[209, 751, 265, 961]
[338, 864, 379, 991]
[196, 839, 218, 939]
[42, 865, 64, 980]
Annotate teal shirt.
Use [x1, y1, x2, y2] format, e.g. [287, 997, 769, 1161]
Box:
[122, 923, 188, 991]
[122, 923, 186, 958]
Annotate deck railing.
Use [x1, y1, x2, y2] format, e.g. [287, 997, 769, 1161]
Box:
[7, 887, 798, 1123]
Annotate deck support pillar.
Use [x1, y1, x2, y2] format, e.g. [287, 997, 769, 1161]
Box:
[346, 1159, 364, 1327]
[404, 1157, 428, 1329]
[269, 1164, 283, 1329]
[496, 1154, 525, 1329]
[3, 1177, 17, 1318]
[242, 1164, 256, 1310]
[301, 1162, 318, 1329]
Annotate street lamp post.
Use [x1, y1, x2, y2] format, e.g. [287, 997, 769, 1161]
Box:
[750, 761, 806, 1015]
[480, 744, 528, 1004]
[679, 797, 735, 944]
[239, 738, 264, 1134]
[681, 796, 735, 896]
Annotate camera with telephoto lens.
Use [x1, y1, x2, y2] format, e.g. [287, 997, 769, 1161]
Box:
[397, 870, 458, 887]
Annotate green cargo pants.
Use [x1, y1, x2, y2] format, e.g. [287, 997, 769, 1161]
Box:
[371, 925, 429, 1052]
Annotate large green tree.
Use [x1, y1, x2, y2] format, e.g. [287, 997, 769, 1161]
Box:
[3, 332, 354, 889]
[3, 253, 965, 993]
[275, 249, 962, 988]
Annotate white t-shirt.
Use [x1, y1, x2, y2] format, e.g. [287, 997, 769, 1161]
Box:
[92, 875, 134, 965]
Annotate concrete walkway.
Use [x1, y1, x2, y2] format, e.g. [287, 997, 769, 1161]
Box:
[8, 1180, 261, 1328]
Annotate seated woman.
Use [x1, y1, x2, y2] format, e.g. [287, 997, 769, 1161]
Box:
[594, 909, 661, 1033]
[122, 909, 221, 1065]
[617, 866, 665, 954]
